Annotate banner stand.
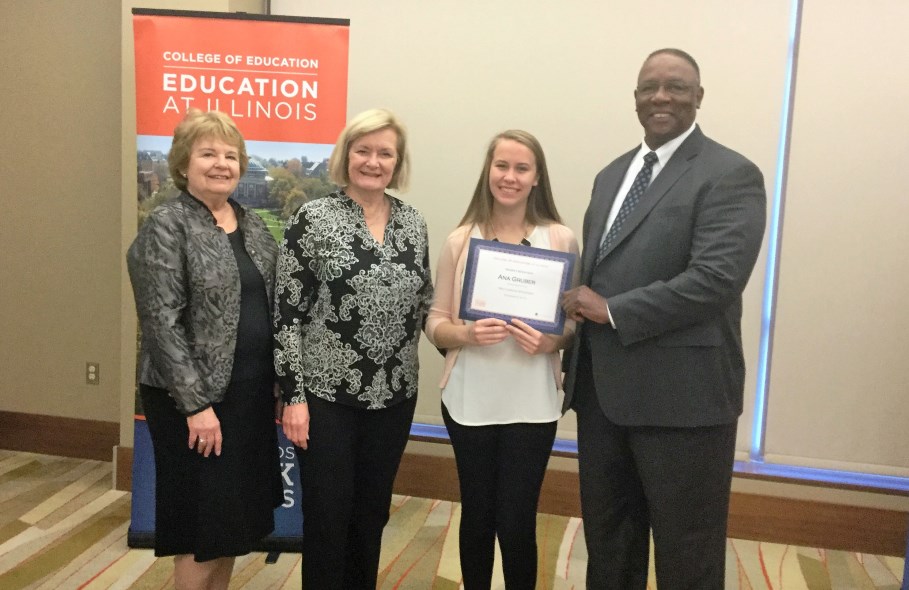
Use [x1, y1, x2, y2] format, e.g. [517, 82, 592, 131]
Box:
[129, 8, 349, 550]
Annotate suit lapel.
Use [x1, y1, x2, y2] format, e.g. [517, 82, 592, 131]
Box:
[583, 150, 635, 283]
[595, 128, 705, 262]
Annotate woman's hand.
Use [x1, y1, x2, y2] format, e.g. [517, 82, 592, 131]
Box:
[466, 317, 509, 346]
[187, 407, 222, 457]
[507, 318, 558, 355]
[282, 403, 310, 450]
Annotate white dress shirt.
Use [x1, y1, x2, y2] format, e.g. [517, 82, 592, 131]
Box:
[604, 122, 698, 234]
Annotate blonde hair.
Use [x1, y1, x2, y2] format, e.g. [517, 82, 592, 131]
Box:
[459, 130, 562, 227]
[327, 108, 410, 191]
[168, 109, 249, 191]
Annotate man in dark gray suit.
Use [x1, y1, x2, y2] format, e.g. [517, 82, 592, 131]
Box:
[561, 48, 766, 589]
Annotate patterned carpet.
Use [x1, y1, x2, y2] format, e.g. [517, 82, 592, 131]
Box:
[0, 451, 902, 589]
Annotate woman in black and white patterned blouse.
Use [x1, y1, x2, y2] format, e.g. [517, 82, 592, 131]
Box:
[273, 108, 433, 590]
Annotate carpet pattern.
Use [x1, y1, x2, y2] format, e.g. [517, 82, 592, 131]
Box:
[0, 451, 902, 589]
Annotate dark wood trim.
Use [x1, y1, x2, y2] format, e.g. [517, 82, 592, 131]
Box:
[0, 411, 117, 462]
[115, 445, 133, 491]
[393, 452, 582, 518]
[728, 492, 908, 557]
[394, 451, 909, 557]
[414, 430, 909, 497]
[10, 412, 904, 557]
[394, 453, 459, 502]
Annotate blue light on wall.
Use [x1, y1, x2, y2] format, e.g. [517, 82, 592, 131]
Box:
[748, 0, 909, 491]
[750, 0, 803, 462]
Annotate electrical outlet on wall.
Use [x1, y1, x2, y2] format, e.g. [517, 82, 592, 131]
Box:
[86, 362, 100, 385]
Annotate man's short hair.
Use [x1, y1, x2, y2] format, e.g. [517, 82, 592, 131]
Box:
[646, 48, 700, 80]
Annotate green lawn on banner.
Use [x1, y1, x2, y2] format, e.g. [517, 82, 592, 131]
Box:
[254, 209, 285, 243]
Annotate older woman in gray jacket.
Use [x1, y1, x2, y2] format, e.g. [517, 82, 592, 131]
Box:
[127, 110, 282, 590]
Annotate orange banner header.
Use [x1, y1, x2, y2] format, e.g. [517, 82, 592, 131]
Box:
[133, 13, 349, 143]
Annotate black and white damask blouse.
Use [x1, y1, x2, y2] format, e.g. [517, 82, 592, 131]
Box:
[273, 191, 433, 410]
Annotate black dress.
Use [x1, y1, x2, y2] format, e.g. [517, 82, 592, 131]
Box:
[141, 228, 282, 562]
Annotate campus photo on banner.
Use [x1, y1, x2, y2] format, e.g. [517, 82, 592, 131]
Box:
[129, 8, 349, 550]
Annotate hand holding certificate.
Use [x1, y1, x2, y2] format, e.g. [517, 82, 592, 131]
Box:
[458, 238, 576, 334]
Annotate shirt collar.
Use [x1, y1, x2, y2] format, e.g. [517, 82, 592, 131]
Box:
[638, 122, 697, 165]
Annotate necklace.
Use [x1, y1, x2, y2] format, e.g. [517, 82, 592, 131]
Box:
[489, 221, 531, 246]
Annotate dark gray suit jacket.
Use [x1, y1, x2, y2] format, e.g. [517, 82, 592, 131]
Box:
[562, 126, 766, 427]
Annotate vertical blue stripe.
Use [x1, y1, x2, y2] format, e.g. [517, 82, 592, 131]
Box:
[750, 0, 803, 461]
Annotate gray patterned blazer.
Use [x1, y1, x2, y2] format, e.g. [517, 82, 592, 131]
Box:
[127, 192, 278, 415]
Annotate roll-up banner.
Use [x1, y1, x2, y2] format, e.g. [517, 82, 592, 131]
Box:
[129, 8, 349, 551]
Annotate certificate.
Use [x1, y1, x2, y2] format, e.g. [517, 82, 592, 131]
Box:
[459, 238, 576, 335]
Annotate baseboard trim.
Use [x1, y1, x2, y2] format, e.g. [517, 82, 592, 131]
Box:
[0, 410, 117, 462]
[115, 445, 133, 491]
[393, 451, 909, 557]
[12, 411, 902, 557]
[727, 491, 907, 557]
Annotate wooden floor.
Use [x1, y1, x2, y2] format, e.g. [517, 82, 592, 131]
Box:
[0, 451, 903, 589]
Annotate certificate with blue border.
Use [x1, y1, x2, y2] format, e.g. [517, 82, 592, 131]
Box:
[459, 238, 576, 335]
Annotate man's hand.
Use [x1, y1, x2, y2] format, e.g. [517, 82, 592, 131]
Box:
[562, 286, 611, 325]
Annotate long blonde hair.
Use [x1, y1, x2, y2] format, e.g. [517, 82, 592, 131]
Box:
[459, 129, 562, 227]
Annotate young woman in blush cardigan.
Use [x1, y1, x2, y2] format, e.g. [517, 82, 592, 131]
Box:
[425, 130, 578, 590]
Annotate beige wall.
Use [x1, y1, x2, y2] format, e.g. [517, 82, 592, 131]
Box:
[1, 0, 907, 505]
[764, 0, 909, 475]
[1, 0, 122, 423]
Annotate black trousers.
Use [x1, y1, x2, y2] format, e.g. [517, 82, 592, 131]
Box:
[574, 344, 736, 590]
[442, 402, 557, 590]
[297, 395, 416, 590]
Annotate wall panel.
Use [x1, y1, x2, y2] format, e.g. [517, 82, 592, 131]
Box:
[765, 0, 909, 474]
[0, 0, 122, 422]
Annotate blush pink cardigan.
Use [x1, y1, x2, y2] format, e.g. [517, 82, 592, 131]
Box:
[425, 223, 580, 389]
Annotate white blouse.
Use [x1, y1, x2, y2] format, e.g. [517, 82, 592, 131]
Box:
[441, 225, 561, 425]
